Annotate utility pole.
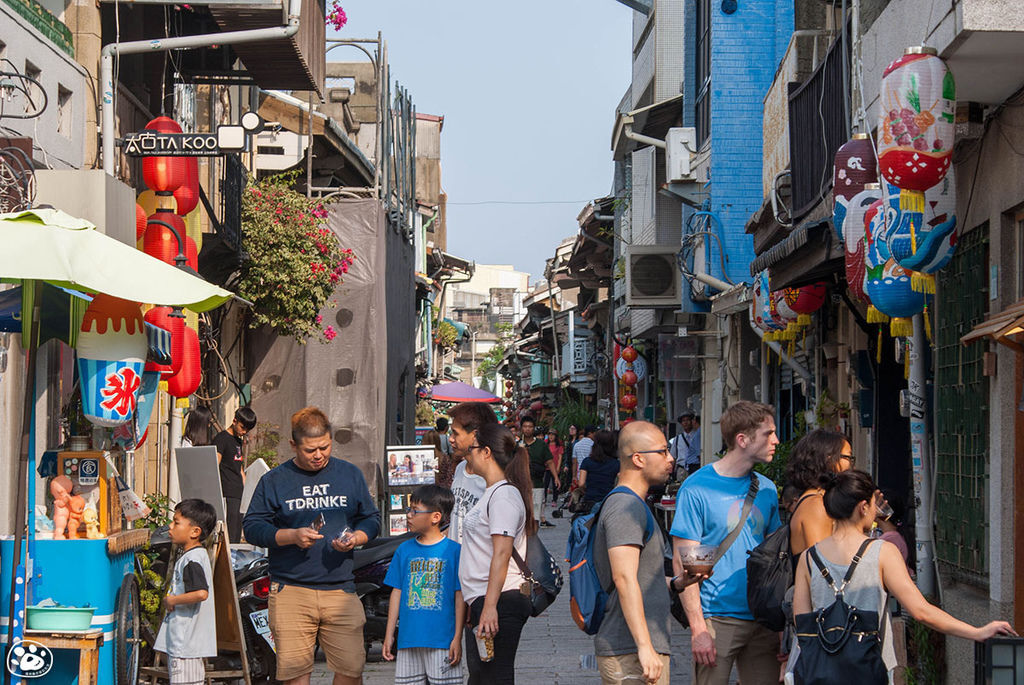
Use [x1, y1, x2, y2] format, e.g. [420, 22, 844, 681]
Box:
[909, 312, 935, 595]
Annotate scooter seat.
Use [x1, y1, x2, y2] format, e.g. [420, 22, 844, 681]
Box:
[353, 531, 416, 567]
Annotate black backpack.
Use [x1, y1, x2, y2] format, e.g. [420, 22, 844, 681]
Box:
[792, 539, 887, 685]
[746, 493, 817, 631]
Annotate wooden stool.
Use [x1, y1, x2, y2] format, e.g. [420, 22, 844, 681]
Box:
[23, 628, 103, 685]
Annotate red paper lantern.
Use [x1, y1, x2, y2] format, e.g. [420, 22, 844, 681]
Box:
[621, 346, 638, 363]
[166, 324, 201, 398]
[530, 400, 544, 412]
[174, 157, 200, 216]
[142, 117, 186, 195]
[144, 212, 196, 270]
[144, 306, 184, 377]
[135, 204, 147, 241]
[505, 390, 513, 398]
[621, 370, 638, 387]
[620, 394, 638, 411]
[784, 283, 827, 326]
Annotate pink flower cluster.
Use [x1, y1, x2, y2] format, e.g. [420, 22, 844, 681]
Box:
[323, 326, 337, 341]
[326, 0, 347, 31]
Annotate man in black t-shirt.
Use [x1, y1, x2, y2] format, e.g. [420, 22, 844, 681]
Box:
[213, 406, 257, 541]
[520, 415, 558, 528]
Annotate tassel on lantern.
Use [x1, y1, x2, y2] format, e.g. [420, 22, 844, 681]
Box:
[924, 307, 933, 343]
[867, 306, 890, 324]
[900, 187, 926, 214]
[911, 272, 936, 294]
[904, 346, 911, 379]
[890, 317, 914, 338]
[797, 314, 812, 326]
[876, 328, 883, 364]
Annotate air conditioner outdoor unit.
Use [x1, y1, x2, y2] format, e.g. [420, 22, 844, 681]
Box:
[625, 245, 681, 308]
[666, 127, 697, 183]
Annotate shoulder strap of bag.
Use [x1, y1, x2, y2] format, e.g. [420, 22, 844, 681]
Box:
[710, 472, 759, 566]
[809, 538, 875, 596]
[792, 492, 820, 513]
[487, 482, 534, 581]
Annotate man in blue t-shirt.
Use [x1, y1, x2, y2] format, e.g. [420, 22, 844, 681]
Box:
[670, 401, 782, 685]
[243, 407, 380, 685]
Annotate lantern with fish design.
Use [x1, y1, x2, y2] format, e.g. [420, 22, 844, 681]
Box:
[885, 169, 958, 292]
[864, 190, 927, 337]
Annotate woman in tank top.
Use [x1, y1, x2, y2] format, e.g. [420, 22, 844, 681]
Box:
[786, 429, 853, 556]
[792, 470, 1015, 680]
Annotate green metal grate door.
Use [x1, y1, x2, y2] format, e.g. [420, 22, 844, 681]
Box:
[934, 224, 989, 585]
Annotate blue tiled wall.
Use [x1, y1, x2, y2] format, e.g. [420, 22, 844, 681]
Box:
[706, 0, 793, 286]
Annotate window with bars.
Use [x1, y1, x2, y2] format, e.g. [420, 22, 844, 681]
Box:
[695, 0, 711, 146]
[934, 224, 990, 586]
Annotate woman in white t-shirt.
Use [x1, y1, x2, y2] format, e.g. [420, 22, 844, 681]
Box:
[459, 423, 536, 684]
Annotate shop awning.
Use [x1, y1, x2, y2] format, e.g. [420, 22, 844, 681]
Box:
[612, 94, 683, 161]
[749, 217, 842, 290]
[962, 296, 1024, 345]
[0, 208, 234, 312]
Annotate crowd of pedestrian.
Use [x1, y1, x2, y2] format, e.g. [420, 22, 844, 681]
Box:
[158, 399, 1016, 685]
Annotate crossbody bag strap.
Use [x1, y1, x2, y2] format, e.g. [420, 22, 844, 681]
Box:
[488, 482, 532, 580]
[839, 539, 876, 593]
[710, 472, 759, 566]
[809, 537, 876, 596]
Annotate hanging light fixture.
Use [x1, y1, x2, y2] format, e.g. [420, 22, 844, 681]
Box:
[76, 295, 147, 426]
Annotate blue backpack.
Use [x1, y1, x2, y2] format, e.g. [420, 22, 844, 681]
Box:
[565, 486, 656, 634]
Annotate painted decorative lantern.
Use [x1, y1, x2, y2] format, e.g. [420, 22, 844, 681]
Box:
[166, 324, 202, 399]
[621, 370, 638, 388]
[885, 169, 958, 292]
[620, 393, 638, 411]
[864, 193, 926, 337]
[76, 295, 147, 426]
[832, 134, 878, 241]
[773, 290, 802, 339]
[785, 283, 827, 326]
[752, 271, 788, 339]
[842, 184, 883, 301]
[142, 117, 186, 196]
[878, 47, 955, 193]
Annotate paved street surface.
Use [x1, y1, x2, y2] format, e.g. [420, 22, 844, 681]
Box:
[311, 502, 717, 684]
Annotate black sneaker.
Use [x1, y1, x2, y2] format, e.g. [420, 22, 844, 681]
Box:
[539, 520, 555, 528]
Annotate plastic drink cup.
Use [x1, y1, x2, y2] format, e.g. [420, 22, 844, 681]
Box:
[474, 626, 494, 662]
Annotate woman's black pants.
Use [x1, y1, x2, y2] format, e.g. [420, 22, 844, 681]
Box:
[465, 590, 532, 684]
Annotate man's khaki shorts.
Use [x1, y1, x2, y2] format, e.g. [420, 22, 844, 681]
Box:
[268, 582, 366, 681]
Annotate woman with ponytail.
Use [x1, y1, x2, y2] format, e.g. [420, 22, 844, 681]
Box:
[458, 423, 535, 683]
[791, 470, 1015, 681]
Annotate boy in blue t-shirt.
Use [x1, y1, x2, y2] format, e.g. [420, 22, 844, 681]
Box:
[383, 485, 464, 684]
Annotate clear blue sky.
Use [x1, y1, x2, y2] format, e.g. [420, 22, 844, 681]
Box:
[332, 1, 633, 282]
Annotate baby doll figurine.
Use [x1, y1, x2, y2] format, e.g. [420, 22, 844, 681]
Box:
[82, 506, 102, 539]
[50, 475, 73, 540]
[66, 495, 86, 539]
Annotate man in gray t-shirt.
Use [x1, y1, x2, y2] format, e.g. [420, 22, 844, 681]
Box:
[591, 421, 677, 685]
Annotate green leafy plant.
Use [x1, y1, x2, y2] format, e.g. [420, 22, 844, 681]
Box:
[238, 171, 356, 343]
[550, 393, 601, 438]
[415, 400, 435, 426]
[476, 322, 513, 382]
[434, 320, 458, 349]
[134, 493, 174, 531]
[905, 618, 944, 685]
[246, 421, 281, 469]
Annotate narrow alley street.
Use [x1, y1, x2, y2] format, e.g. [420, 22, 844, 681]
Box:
[312, 502, 704, 684]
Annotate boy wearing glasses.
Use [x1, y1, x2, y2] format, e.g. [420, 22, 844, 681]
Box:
[382, 485, 465, 684]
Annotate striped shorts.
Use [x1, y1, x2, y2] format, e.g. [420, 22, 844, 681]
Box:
[395, 647, 463, 685]
[168, 656, 205, 685]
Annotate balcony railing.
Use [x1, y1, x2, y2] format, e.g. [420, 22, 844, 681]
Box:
[787, 34, 849, 221]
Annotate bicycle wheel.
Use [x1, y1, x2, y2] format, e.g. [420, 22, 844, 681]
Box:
[116, 574, 141, 685]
